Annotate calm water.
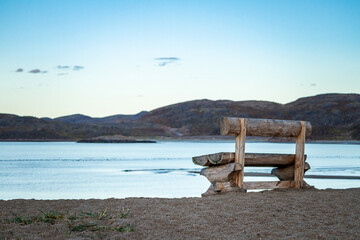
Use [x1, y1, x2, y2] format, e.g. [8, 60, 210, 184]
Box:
[0, 141, 359, 200]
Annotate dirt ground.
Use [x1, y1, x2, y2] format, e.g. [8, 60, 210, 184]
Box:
[1, 188, 359, 240]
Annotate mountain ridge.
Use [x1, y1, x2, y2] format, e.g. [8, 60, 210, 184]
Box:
[1, 93, 359, 140]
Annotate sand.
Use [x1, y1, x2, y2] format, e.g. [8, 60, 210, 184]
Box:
[1, 188, 359, 240]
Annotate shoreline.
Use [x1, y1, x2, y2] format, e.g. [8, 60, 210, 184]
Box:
[1, 138, 360, 144]
[1, 188, 359, 239]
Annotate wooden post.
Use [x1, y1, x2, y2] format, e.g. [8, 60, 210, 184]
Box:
[294, 121, 306, 188]
[235, 118, 246, 188]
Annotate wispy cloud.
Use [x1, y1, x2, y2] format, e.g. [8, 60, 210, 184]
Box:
[55, 65, 84, 75]
[57, 65, 70, 69]
[310, 83, 317, 87]
[154, 57, 180, 67]
[15, 68, 47, 74]
[73, 66, 84, 71]
[154, 57, 180, 61]
[29, 69, 48, 74]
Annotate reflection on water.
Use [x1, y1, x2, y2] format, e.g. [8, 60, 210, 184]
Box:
[0, 141, 359, 199]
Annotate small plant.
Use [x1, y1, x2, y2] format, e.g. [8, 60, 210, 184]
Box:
[69, 222, 99, 232]
[119, 207, 130, 218]
[67, 212, 79, 221]
[38, 210, 64, 224]
[97, 208, 107, 220]
[114, 224, 134, 232]
[10, 213, 34, 225]
[80, 208, 108, 220]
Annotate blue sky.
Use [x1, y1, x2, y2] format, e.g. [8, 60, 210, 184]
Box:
[0, 0, 359, 118]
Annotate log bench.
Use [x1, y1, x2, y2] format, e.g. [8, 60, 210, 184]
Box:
[192, 117, 312, 196]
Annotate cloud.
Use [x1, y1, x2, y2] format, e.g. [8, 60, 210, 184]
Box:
[29, 69, 41, 73]
[55, 65, 84, 75]
[154, 57, 180, 67]
[29, 69, 47, 74]
[154, 57, 180, 61]
[310, 83, 317, 87]
[15, 68, 23, 72]
[73, 66, 84, 71]
[57, 65, 70, 69]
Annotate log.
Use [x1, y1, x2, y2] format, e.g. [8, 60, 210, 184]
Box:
[200, 163, 242, 183]
[294, 121, 306, 188]
[202, 180, 294, 196]
[201, 181, 246, 196]
[192, 152, 235, 166]
[243, 181, 293, 189]
[246, 153, 307, 166]
[192, 152, 307, 167]
[220, 117, 312, 137]
[202, 179, 313, 196]
[271, 162, 311, 180]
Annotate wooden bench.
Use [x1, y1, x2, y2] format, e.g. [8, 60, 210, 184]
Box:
[193, 117, 312, 196]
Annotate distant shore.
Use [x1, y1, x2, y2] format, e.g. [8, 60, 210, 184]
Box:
[1, 137, 360, 144]
[1, 188, 359, 239]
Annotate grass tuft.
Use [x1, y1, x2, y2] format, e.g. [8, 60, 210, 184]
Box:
[69, 222, 99, 232]
[10, 213, 34, 225]
[119, 207, 130, 218]
[38, 210, 64, 224]
[114, 224, 134, 232]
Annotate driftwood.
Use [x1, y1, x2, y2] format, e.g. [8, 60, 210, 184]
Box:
[200, 163, 242, 183]
[220, 117, 312, 137]
[272, 162, 311, 180]
[202, 180, 313, 196]
[193, 152, 307, 167]
[202, 181, 246, 196]
[195, 117, 312, 194]
[201, 161, 310, 183]
[243, 181, 293, 189]
[192, 152, 234, 166]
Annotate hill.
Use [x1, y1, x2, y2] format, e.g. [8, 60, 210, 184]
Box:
[140, 93, 360, 140]
[0, 93, 359, 140]
[53, 111, 147, 124]
[0, 113, 173, 140]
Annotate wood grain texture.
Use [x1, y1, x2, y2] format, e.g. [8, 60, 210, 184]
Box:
[192, 152, 307, 167]
[294, 121, 306, 188]
[192, 152, 235, 166]
[201, 180, 293, 196]
[235, 118, 246, 188]
[243, 181, 293, 189]
[220, 117, 312, 137]
[201, 181, 246, 196]
[271, 162, 310, 180]
[200, 163, 242, 183]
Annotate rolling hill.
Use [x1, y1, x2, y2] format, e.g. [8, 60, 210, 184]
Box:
[0, 93, 359, 140]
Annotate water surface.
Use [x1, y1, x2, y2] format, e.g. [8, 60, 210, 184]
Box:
[0, 141, 359, 199]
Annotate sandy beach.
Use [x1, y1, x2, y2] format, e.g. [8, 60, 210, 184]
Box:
[1, 188, 359, 240]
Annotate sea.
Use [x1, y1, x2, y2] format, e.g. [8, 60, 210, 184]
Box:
[0, 141, 359, 200]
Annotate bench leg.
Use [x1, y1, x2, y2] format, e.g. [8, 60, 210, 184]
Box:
[294, 121, 306, 188]
[235, 118, 246, 188]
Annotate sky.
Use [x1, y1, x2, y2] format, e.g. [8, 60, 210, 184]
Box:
[0, 0, 359, 118]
